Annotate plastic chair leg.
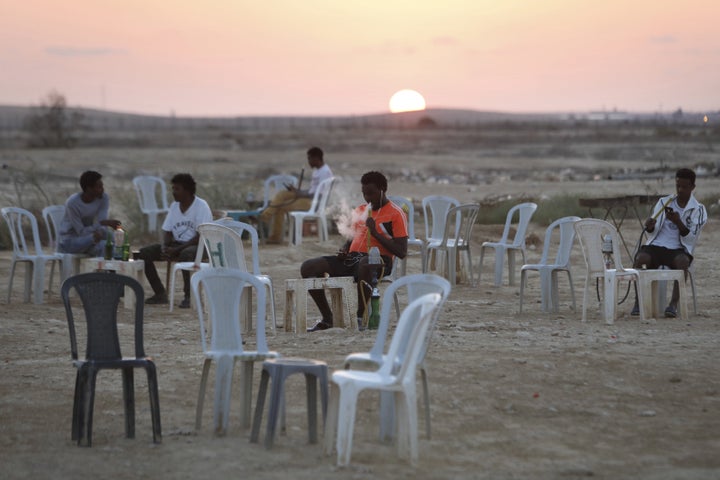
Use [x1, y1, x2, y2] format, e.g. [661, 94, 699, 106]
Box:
[195, 358, 212, 431]
[145, 362, 162, 444]
[420, 367, 432, 439]
[323, 383, 340, 456]
[213, 356, 235, 435]
[336, 385, 360, 467]
[379, 390, 395, 442]
[493, 248, 504, 286]
[71, 370, 83, 441]
[250, 369, 271, 444]
[122, 368, 136, 439]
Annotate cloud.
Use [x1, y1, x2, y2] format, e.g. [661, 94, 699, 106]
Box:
[649, 35, 677, 44]
[45, 46, 126, 56]
[431, 36, 458, 46]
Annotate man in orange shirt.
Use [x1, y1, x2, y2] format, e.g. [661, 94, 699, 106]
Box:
[301, 171, 408, 331]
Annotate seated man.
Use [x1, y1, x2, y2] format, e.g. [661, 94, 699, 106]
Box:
[59, 170, 121, 256]
[138, 173, 213, 308]
[632, 167, 706, 318]
[301, 171, 408, 331]
[259, 146, 333, 243]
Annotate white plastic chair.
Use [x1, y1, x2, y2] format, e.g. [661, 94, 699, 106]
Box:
[42, 205, 88, 286]
[425, 204, 480, 286]
[227, 174, 298, 226]
[325, 293, 443, 467]
[2, 206, 63, 304]
[344, 273, 451, 441]
[574, 218, 646, 324]
[288, 176, 335, 245]
[421, 195, 460, 273]
[387, 195, 424, 278]
[479, 202, 538, 286]
[197, 221, 277, 334]
[191, 268, 279, 435]
[519, 216, 581, 313]
[132, 176, 169, 233]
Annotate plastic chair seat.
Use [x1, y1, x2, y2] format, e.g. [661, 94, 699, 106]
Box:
[132, 175, 169, 233]
[2, 206, 64, 304]
[343, 274, 451, 441]
[192, 268, 279, 435]
[519, 216, 580, 313]
[250, 357, 329, 448]
[324, 293, 443, 466]
[425, 204, 480, 286]
[289, 177, 335, 245]
[574, 218, 647, 324]
[479, 202, 538, 286]
[61, 272, 162, 446]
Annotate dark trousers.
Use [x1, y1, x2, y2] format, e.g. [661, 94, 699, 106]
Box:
[138, 243, 199, 298]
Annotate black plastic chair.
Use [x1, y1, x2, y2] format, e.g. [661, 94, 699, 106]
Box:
[61, 272, 162, 446]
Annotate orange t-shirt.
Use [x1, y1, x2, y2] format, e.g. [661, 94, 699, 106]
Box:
[349, 201, 408, 258]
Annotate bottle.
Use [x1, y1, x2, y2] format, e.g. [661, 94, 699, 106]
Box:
[104, 229, 113, 260]
[367, 246, 382, 329]
[368, 286, 380, 330]
[113, 226, 125, 259]
[121, 230, 131, 261]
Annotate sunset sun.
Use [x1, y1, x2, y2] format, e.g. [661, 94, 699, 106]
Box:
[389, 89, 426, 113]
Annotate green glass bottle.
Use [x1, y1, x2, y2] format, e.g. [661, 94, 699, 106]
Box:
[121, 231, 130, 261]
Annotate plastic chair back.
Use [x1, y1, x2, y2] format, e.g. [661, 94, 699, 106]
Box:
[422, 195, 460, 244]
[262, 174, 298, 210]
[307, 176, 335, 215]
[198, 223, 250, 272]
[42, 205, 66, 252]
[62, 272, 146, 361]
[574, 218, 631, 274]
[367, 274, 451, 364]
[2, 206, 46, 258]
[191, 267, 271, 355]
[499, 202, 538, 248]
[387, 195, 422, 246]
[132, 176, 169, 231]
[541, 216, 581, 267]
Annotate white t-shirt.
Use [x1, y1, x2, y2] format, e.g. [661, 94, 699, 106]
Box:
[162, 196, 213, 242]
[650, 198, 685, 250]
[308, 164, 333, 194]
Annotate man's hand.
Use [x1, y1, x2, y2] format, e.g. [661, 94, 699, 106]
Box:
[92, 229, 104, 243]
[644, 217, 657, 232]
[101, 219, 122, 229]
[666, 208, 682, 225]
[365, 217, 377, 236]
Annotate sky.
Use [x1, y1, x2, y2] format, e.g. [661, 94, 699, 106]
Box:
[1, 0, 719, 117]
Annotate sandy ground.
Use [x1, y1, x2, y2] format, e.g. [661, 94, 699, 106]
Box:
[1, 146, 719, 479]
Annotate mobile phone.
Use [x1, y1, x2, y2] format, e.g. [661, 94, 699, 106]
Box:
[665, 207, 674, 214]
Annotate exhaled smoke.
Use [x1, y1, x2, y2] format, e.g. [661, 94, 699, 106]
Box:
[335, 200, 370, 239]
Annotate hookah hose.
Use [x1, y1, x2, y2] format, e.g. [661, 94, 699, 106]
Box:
[359, 266, 385, 327]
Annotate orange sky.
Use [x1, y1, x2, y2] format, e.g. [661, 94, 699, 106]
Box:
[1, 0, 718, 116]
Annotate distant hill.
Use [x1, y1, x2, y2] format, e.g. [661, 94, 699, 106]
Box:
[0, 104, 710, 132]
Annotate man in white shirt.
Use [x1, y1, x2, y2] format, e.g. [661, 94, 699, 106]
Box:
[632, 168, 706, 317]
[259, 146, 333, 243]
[138, 173, 213, 308]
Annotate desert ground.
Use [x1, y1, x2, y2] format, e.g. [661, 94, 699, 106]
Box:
[1, 126, 719, 479]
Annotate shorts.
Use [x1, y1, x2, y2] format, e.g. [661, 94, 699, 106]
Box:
[636, 245, 692, 269]
[320, 252, 393, 281]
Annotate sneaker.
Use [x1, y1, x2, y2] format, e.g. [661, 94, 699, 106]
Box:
[307, 320, 332, 332]
[357, 317, 366, 331]
[664, 305, 677, 318]
[630, 302, 640, 316]
[179, 298, 191, 309]
[145, 293, 168, 305]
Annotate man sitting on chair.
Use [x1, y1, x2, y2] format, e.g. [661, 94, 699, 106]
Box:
[259, 146, 333, 244]
[302, 171, 408, 332]
[138, 173, 213, 308]
[631, 168, 706, 318]
[59, 170, 121, 256]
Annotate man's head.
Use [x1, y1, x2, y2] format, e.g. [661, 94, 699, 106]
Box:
[171, 173, 197, 202]
[79, 170, 104, 199]
[361, 171, 388, 208]
[675, 168, 696, 203]
[307, 146, 324, 168]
